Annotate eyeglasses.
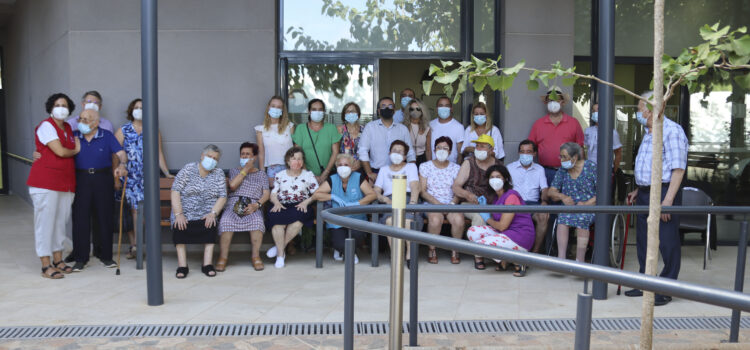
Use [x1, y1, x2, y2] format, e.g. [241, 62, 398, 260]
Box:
[409, 107, 421, 112]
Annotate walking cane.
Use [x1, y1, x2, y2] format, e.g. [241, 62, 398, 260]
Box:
[116, 178, 128, 276]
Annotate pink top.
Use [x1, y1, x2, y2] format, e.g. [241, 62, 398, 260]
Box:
[528, 113, 584, 168]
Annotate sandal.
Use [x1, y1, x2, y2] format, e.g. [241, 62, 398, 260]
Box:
[513, 264, 527, 277]
[215, 257, 227, 272]
[251, 256, 264, 271]
[52, 260, 73, 274]
[427, 248, 438, 264]
[450, 251, 460, 264]
[201, 264, 216, 277]
[126, 246, 136, 260]
[41, 266, 64, 279]
[474, 258, 486, 270]
[175, 266, 189, 279]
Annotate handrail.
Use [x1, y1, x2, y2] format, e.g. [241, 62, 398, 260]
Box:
[326, 203, 750, 215]
[321, 205, 750, 313]
[4, 151, 33, 165]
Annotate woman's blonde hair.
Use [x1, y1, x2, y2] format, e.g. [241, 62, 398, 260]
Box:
[263, 96, 292, 133]
[402, 99, 430, 134]
[469, 102, 492, 131]
[335, 153, 355, 165]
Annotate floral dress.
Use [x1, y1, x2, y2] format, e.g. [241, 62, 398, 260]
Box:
[551, 160, 598, 229]
[340, 124, 360, 160]
[267, 169, 319, 227]
[116, 123, 144, 208]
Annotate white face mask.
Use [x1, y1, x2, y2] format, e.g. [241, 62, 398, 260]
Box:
[310, 111, 325, 122]
[474, 150, 488, 161]
[336, 165, 352, 178]
[51, 106, 69, 120]
[435, 149, 449, 162]
[132, 108, 143, 120]
[84, 103, 100, 111]
[547, 101, 561, 114]
[489, 178, 504, 191]
[390, 152, 404, 165]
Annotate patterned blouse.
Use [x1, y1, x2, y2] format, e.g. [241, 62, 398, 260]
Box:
[340, 124, 361, 160]
[272, 169, 319, 204]
[171, 162, 227, 222]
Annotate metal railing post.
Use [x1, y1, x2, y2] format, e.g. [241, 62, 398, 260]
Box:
[316, 201, 324, 268]
[388, 174, 407, 350]
[371, 213, 379, 267]
[574, 291, 593, 350]
[729, 220, 748, 343]
[344, 237, 355, 350]
[409, 240, 419, 346]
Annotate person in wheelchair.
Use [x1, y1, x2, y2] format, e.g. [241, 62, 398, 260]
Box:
[547, 142, 597, 262]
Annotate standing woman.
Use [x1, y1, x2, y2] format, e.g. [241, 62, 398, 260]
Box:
[27, 93, 80, 279]
[461, 102, 505, 161]
[216, 142, 270, 272]
[336, 102, 362, 172]
[403, 99, 431, 167]
[114, 98, 174, 259]
[255, 96, 294, 187]
[292, 99, 342, 183]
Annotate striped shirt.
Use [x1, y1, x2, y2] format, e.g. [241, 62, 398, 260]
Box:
[634, 118, 688, 186]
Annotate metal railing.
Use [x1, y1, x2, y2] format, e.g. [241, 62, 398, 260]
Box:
[4, 151, 33, 165]
[320, 203, 750, 350]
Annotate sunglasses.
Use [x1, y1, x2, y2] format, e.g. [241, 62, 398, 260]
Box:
[409, 107, 422, 112]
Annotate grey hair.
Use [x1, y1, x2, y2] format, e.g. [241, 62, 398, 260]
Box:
[336, 152, 355, 165]
[202, 144, 222, 157]
[560, 142, 583, 159]
[640, 90, 654, 101]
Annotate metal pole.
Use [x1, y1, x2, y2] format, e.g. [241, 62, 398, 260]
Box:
[344, 237, 355, 350]
[729, 220, 748, 343]
[388, 174, 407, 350]
[316, 201, 324, 268]
[409, 240, 419, 346]
[141, 0, 163, 306]
[592, 0, 615, 300]
[371, 217, 379, 267]
[574, 292, 593, 350]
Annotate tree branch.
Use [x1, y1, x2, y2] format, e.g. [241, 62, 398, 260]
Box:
[517, 68, 651, 104]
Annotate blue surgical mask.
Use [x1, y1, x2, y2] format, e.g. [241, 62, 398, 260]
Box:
[473, 114, 487, 125]
[344, 113, 359, 124]
[77, 122, 92, 135]
[401, 96, 412, 109]
[591, 111, 598, 123]
[310, 111, 325, 122]
[437, 107, 451, 119]
[519, 154, 533, 166]
[201, 156, 218, 171]
[636, 111, 648, 126]
[561, 160, 574, 170]
[239, 158, 250, 167]
[268, 107, 282, 119]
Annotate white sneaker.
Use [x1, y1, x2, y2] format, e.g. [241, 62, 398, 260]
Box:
[333, 249, 343, 261]
[354, 254, 359, 265]
[267, 246, 278, 258]
[274, 256, 285, 268]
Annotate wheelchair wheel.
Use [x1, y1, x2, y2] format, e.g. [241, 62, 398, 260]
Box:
[610, 213, 626, 267]
[545, 218, 558, 257]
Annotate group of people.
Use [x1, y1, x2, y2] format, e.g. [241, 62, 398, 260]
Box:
[28, 86, 688, 306]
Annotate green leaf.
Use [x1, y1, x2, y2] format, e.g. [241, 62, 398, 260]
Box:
[422, 79, 434, 95]
[473, 76, 488, 92]
[434, 70, 459, 84]
[428, 64, 441, 76]
[529, 70, 540, 80]
[487, 75, 503, 90]
[728, 52, 750, 66]
[735, 74, 750, 90]
[471, 56, 486, 70]
[440, 60, 454, 68]
[562, 76, 578, 86]
[703, 51, 722, 68]
[454, 76, 467, 103]
[703, 25, 731, 44]
[459, 61, 473, 68]
[720, 70, 730, 80]
[526, 79, 539, 90]
[443, 84, 454, 98]
[737, 26, 747, 34]
[503, 60, 525, 75]
[731, 34, 750, 56]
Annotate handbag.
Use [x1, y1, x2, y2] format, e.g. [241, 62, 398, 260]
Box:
[233, 196, 254, 216]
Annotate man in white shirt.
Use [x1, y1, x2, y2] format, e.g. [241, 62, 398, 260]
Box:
[430, 97, 464, 163]
[507, 140, 549, 253]
[393, 88, 415, 124]
[584, 104, 622, 173]
[359, 96, 416, 182]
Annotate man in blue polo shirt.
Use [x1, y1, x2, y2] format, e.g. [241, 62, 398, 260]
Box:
[71, 109, 128, 272]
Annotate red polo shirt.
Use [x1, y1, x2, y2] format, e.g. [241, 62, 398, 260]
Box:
[528, 113, 584, 168]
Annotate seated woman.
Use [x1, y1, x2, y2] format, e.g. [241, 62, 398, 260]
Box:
[311, 153, 376, 263]
[547, 142, 597, 262]
[467, 164, 535, 276]
[267, 146, 319, 268]
[419, 136, 462, 264]
[171, 144, 227, 278]
[373, 140, 420, 262]
[217, 142, 270, 272]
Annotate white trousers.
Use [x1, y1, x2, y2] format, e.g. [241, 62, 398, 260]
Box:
[30, 188, 74, 257]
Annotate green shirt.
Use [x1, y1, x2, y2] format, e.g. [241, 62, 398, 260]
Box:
[292, 122, 342, 176]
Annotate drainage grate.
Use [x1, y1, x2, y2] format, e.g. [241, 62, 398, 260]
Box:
[0, 316, 747, 340]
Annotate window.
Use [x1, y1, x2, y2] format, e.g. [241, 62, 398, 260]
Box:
[473, 0, 495, 53]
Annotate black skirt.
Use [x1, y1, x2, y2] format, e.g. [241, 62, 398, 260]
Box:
[172, 219, 218, 244]
[267, 201, 315, 227]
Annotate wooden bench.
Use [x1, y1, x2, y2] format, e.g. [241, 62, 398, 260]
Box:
[160, 177, 174, 227]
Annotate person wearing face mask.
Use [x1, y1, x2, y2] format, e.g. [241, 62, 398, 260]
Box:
[267, 147, 319, 268]
[255, 96, 295, 187]
[65, 90, 114, 133]
[507, 140, 549, 253]
[170, 144, 228, 278]
[461, 102, 505, 161]
[546, 142, 597, 263]
[27, 93, 81, 279]
[311, 153, 377, 264]
[292, 99, 341, 184]
[429, 97, 464, 163]
[583, 103, 622, 173]
[419, 137, 463, 264]
[114, 98, 173, 260]
[337, 102, 363, 172]
[392, 88, 416, 124]
[359, 97, 416, 183]
[402, 99, 432, 167]
[216, 142, 270, 272]
[528, 87, 584, 187]
[70, 109, 128, 272]
[623, 91, 687, 306]
[467, 164, 535, 276]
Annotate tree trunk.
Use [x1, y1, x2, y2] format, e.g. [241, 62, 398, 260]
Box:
[640, 0, 665, 349]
